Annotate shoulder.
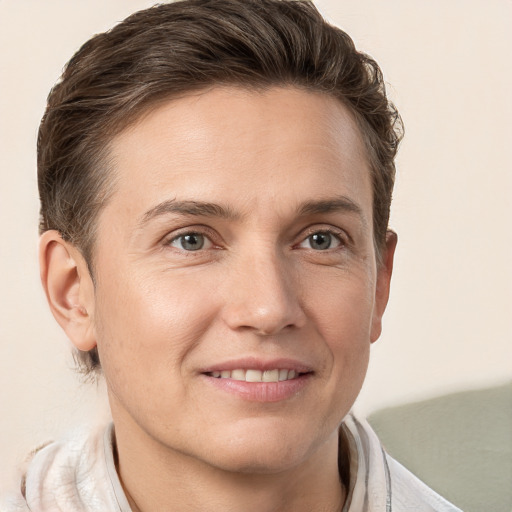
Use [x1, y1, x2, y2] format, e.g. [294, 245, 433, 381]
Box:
[1, 422, 128, 512]
[385, 453, 462, 511]
[0, 440, 54, 512]
[341, 413, 462, 512]
[0, 494, 30, 512]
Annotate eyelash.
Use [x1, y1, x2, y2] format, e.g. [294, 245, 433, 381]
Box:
[296, 229, 346, 251]
[163, 226, 348, 253]
[163, 226, 219, 252]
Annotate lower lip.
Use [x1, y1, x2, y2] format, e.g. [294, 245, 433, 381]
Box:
[202, 374, 312, 402]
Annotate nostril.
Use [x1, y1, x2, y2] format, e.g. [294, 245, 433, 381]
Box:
[254, 322, 296, 336]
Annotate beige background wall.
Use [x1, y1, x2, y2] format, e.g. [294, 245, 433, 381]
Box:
[1, 0, 511, 495]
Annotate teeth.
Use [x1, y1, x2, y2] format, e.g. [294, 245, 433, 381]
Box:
[262, 369, 279, 382]
[245, 369, 263, 382]
[231, 369, 246, 381]
[278, 369, 289, 381]
[209, 368, 301, 382]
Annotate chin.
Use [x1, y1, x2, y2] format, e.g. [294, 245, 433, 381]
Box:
[209, 446, 308, 475]
[196, 419, 326, 475]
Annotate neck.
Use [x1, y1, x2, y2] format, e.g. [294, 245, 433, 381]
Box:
[113, 416, 346, 512]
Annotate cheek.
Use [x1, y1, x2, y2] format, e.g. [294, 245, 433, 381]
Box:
[303, 269, 374, 394]
[304, 268, 375, 345]
[92, 270, 218, 394]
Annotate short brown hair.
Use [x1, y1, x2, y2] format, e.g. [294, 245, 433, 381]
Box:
[38, 0, 403, 376]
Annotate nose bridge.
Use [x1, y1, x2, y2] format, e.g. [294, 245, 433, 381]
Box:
[221, 243, 305, 335]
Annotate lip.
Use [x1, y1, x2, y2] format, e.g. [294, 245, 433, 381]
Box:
[202, 373, 311, 402]
[200, 356, 313, 374]
[199, 356, 313, 403]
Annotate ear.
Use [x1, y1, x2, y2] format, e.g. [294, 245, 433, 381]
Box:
[39, 230, 96, 351]
[370, 230, 397, 343]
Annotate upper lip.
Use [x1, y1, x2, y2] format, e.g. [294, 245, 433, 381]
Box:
[200, 356, 313, 374]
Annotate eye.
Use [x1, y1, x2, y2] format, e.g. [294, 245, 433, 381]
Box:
[299, 231, 342, 251]
[168, 233, 212, 251]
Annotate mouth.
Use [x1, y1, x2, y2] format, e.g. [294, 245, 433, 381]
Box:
[200, 360, 313, 402]
[204, 368, 304, 382]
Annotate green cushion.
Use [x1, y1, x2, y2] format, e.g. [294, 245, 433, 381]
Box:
[368, 382, 512, 512]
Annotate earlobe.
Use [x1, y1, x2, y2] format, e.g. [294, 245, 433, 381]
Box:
[39, 230, 97, 351]
[370, 230, 397, 343]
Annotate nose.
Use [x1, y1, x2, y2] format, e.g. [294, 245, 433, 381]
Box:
[220, 250, 307, 336]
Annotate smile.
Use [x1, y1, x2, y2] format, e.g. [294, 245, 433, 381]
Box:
[206, 369, 301, 382]
[202, 365, 312, 402]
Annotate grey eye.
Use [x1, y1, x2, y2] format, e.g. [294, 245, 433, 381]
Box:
[299, 231, 341, 251]
[308, 232, 332, 250]
[171, 233, 206, 251]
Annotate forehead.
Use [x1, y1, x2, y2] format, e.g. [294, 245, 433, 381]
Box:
[105, 86, 372, 225]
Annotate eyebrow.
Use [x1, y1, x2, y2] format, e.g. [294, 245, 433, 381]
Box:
[139, 195, 365, 228]
[139, 199, 240, 227]
[298, 196, 365, 223]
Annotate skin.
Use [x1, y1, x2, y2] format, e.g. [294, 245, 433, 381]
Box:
[40, 86, 396, 512]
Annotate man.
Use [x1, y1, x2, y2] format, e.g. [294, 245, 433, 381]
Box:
[5, 0, 460, 510]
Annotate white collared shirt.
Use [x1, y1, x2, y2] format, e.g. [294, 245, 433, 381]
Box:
[1, 414, 462, 511]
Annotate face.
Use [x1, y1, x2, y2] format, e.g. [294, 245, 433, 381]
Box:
[84, 87, 393, 473]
